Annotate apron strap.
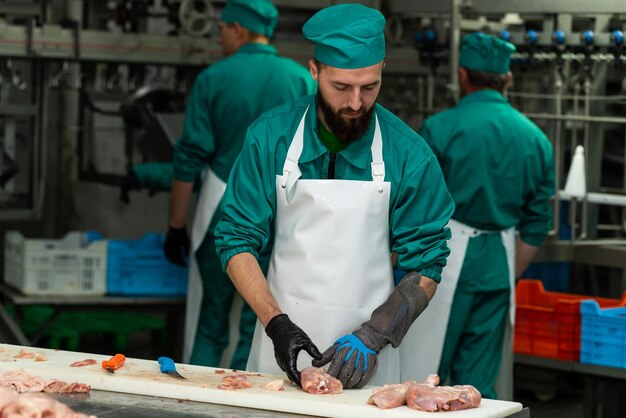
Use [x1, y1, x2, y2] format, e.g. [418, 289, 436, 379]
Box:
[281, 106, 308, 190]
[370, 114, 385, 193]
[282, 106, 386, 192]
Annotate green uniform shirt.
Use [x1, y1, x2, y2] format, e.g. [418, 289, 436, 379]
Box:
[173, 43, 317, 183]
[215, 94, 455, 282]
[419, 89, 554, 290]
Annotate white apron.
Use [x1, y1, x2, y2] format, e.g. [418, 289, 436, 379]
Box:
[246, 107, 400, 386]
[183, 167, 226, 363]
[399, 219, 516, 394]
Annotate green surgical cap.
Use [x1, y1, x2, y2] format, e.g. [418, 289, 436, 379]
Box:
[302, 4, 386, 69]
[460, 32, 516, 74]
[221, 0, 278, 38]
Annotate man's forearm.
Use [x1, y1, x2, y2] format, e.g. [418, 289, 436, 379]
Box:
[515, 237, 540, 278]
[226, 252, 282, 326]
[169, 179, 194, 228]
[419, 275, 437, 300]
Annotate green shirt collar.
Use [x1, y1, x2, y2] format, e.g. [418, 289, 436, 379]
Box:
[458, 89, 508, 107]
[300, 95, 376, 169]
[237, 43, 278, 56]
[318, 119, 348, 153]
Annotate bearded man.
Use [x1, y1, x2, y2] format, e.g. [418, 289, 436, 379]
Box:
[214, 3, 455, 389]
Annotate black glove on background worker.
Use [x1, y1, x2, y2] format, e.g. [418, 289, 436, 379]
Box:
[265, 314, 322, 387]
[164, 226, 190, 266]
[119, 170, 141, 204]
[313, 272, 429, 389]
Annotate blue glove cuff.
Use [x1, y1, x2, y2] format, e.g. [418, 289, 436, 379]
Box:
[335, 334, 377, 372]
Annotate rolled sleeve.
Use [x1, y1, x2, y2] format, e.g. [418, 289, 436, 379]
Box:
[173, 73, 216, 182]
[519, 142, 555, 246]
[215, 129, 275, 271]
[392, 153, 455, 282]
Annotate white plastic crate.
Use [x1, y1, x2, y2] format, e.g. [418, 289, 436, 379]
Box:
[4, 231, 107, 295]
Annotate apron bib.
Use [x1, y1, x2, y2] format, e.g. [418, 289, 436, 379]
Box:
[246, 107, 400, 386]
[399, 219, 516, 385]
[184, 167, 226, 363]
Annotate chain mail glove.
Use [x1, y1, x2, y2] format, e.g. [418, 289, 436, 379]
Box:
[312, 272, 429, 389]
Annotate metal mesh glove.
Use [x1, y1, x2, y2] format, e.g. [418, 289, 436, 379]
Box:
[265, 314, 322, 388]
[163, 226, 190, 266]
[312, 272, 429, 388]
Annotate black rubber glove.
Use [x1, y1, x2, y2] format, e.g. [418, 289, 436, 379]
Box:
[265, 314, 322, 387]
[119, 170, 141, 204]
[163, 226, 190, 266]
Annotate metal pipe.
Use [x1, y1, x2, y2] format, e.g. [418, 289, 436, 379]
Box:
[508, 91, 626, 101]
[581, 77, 592, 239]
[449, 0, 461, 103]
[549, 71, 563, 237]
[525, 113, 626, 124]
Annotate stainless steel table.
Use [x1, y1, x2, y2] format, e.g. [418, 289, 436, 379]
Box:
[0, 285, 185, 360]
[56, 391, 529, 418]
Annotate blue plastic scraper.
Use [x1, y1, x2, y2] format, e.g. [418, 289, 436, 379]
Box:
[158, 356, 187, 380]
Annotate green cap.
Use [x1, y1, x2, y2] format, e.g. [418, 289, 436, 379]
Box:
[302, 4, 386, 69]
[220, 0, 278, 38]
[460, 32, 516, 74]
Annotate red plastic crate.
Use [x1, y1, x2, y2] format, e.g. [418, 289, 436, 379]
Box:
[514, 279, 626, 361]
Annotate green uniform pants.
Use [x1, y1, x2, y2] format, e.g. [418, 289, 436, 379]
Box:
[189, 230, 256, 369]
[437, 287, 510, 399]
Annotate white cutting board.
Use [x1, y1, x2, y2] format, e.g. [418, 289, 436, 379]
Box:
[0, 344, 522, 418]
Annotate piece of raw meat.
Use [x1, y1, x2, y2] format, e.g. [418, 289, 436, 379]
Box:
[0, 371, 45, 393]
[217, 375, 252, 391]
[69, 359, 97, 368]
[43, 381, 90, 394]
[405, 374, 481, 412]
[0, 387, 17, 410]
[262, 380, 284, 391]
[13, 351, 34, 360]
[367, 384, 407, 409]
[0, 392, 97, 418]
[300, 367, 342, 395]
[33, 354, 46, 362]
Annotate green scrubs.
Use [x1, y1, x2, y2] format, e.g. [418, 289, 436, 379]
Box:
[215, 94, 455, 286]
[419, 89, 555, 398]
[173, 43, 316, 369]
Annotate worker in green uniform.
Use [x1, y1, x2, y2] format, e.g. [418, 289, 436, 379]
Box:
[404, 32, 555, 399]
[163, 0, 316, 368]
[214, 4, 455, 389]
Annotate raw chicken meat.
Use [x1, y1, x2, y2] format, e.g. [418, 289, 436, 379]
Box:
[367, 384, 407, 409]
[405, 374, 481, 412]
[13, 351, 34, 360]
[0, 388, 17, 410]
[217, 375, 253, 391]
[0, 371, 45, 393]
[261, 380, 284, 391]
[43, 381, 90, 394]
[33, 354, 46, 362]
[69, 360, 97, 368]
[300, 367, 342, 395]
[0, 392, 97, 418]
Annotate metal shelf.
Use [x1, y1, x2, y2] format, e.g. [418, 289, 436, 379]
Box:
[515, 354, 626, 380]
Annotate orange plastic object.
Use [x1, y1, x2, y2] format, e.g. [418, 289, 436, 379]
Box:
[102, 353, 126, 371]
[514, 280, 626, 360]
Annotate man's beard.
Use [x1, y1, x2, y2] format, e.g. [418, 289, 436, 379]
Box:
[317, 91, 374, 144]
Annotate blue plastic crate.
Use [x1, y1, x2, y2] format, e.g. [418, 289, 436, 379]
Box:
[580, 300, 626, 368]
[107, 233, 187, 296]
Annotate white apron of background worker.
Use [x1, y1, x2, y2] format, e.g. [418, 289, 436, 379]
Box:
[183, 167, 226, 363]
[247, 107, 400, 386]
[399, 219, 516, 398]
